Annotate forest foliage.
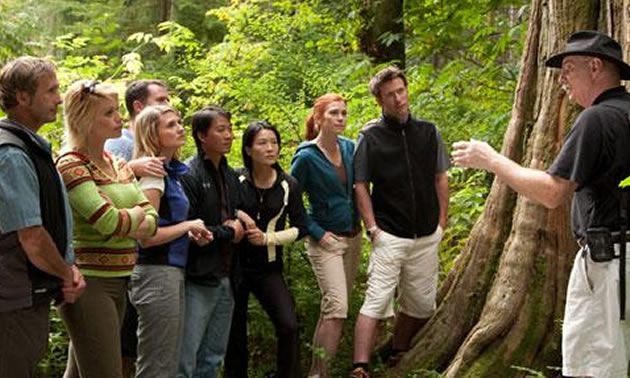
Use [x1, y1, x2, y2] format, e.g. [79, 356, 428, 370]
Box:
[0, 0, 528, 376]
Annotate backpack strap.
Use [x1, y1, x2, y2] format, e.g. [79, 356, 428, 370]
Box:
[0, 127, 28, 150]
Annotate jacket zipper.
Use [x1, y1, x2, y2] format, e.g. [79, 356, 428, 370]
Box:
[401, 128, 417, 238]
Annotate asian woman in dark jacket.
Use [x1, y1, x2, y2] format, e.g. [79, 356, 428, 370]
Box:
[224, 121, 307, 378]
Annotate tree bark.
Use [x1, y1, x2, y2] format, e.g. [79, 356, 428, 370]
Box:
[389, 0, 629, 377]
[157, 0, 173, 23]
[358, 0, 405, 68]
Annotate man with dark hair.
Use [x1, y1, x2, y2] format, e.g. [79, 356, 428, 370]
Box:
[178, 106, 244, 377]
[350, 66, 450, 378]
[0, 56, 85, 378]
[453, 30, 630, 377]
[105, 79, 170, 176]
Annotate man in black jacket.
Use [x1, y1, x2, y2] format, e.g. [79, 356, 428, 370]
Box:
[350, 66, 450, 378]
[178, 106, 244, 378]
[0, 56, 85, 378]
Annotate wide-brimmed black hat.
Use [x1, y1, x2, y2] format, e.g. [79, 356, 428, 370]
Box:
[545, 30, 630, 80]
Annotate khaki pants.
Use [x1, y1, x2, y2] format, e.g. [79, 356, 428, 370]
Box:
[306, 233, 362, 319]
[60, 276, 128, 378]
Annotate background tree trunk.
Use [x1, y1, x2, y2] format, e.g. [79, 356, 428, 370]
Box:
[390, 0, 630, 376]
[358, 0, 405, 68]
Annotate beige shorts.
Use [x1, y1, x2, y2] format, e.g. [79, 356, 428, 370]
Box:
[306, 233, 362, 319]
[359, 225, 443, 319]
[562, 245, 630, 378]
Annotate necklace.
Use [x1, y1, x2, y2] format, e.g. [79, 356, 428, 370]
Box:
[252, 168, 276, 221]
[255, 187, 266, 221]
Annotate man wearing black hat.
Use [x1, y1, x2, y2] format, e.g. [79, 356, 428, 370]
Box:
[452, 30, 630, 377]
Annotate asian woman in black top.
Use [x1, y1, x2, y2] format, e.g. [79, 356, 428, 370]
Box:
[224, 121, 307, 378]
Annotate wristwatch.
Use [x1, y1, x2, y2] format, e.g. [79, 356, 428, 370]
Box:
[366, 225, 379, 238]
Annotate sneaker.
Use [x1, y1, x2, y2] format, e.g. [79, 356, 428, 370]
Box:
[349, 366, 370, 378]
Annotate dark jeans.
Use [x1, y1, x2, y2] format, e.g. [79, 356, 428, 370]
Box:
[224, 269, 301, 378]
[0, 300, 50, 378]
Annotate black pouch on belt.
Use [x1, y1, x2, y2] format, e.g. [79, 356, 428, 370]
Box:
[586, 227, 616, 262]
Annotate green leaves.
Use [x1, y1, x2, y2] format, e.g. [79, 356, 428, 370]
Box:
[122, 52, 143, 76]
[53, 34, 90, 51]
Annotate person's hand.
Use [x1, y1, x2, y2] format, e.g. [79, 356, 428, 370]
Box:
[319, 232, 338, 249]
[366, 225, 382, 243]
[187, 219, 208, 235]
[187, 219, 213, 246]
[62, 265, 86, 304]
[129, 216, 152, 239]
[237, 211, 256, 230]
[246, 227, 265, 246]
[128, 156, 166, 178]
[189, 229, 213, 246]
[128, 205, 147, 225]
[451, 139, 498, 171]
[225, 219, 244, 243]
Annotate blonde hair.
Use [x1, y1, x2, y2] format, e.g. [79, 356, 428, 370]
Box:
[63, 80, 119, 150]
[133, 104, 180, 160]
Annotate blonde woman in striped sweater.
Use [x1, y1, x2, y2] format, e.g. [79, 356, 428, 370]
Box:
[55, 80, 158, 378]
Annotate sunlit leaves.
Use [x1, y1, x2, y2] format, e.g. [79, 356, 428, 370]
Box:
[122, 52, 143, 76]
[128, 32, 154, 45]
[53, 34, 90, 51]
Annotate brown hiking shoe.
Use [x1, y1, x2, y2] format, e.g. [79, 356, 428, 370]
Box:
[349, 367, 370, 378]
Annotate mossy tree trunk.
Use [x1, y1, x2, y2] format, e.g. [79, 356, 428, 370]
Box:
[391, 0, 630, 377]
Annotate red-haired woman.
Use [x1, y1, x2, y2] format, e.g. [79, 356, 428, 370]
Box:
[290, 93, 362, 377]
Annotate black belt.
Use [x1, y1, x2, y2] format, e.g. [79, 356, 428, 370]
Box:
[579, 230, 630, 246]
[334, 226, 361, 238]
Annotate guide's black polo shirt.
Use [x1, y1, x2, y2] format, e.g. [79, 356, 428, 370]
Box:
[548, 86, 630, 239]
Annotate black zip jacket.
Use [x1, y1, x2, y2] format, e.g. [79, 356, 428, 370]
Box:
[235, 167, 307, 272]
[181, 154, 240, 286]
[358, 115, 439, 238]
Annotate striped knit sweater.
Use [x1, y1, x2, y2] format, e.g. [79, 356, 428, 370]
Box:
[56, 151, 158, 277]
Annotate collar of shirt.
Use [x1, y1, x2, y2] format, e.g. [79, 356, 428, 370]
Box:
[593, 86, 627, 105]
[165, 158, 189, 177]
[382, 112, 411, 131]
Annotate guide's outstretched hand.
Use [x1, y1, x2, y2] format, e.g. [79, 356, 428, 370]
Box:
[451, 139, 498, 171]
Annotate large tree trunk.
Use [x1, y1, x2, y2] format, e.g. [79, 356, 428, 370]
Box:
[358, 0, 405, 68]
[389, 0, 630, 377]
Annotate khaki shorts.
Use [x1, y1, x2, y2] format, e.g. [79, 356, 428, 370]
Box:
[306, 233, 362, 319]
[360, 225, 443, 319]
[562, 245, 630, 378]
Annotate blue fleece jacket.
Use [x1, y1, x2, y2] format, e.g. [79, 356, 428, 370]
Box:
[290, 136, 359, 241]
